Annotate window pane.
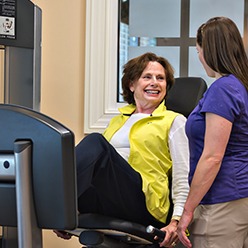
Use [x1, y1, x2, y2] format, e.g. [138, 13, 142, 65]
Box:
[129, 0, 181, 37]
[190, 0, 244, 37]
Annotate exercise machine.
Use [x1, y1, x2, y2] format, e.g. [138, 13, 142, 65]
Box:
[0, 0, 41, 110]
[0, 104, 77, 248]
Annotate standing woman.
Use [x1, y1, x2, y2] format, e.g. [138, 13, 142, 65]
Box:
[177, 17, 248, 248]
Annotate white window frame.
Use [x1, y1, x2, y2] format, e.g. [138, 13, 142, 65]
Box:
[84, 0, 125, 133]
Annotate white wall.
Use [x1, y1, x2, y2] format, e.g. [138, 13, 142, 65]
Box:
[31, 0, 86, 145]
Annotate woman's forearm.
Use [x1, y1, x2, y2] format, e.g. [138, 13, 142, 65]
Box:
[184, 155, 222, 212]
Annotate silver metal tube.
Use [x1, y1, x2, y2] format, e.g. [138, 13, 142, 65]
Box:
[14, 140, 42, 248]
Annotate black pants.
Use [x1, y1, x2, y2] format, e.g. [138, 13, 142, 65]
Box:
[76, 133, 164, 228]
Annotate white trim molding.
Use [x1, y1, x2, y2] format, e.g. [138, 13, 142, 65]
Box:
[84, 0, 125, 133]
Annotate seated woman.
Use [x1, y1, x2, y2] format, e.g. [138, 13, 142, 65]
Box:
[55, 52, 189, 247]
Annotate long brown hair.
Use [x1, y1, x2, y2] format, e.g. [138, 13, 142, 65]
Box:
[121, 52, 175, 104]
[197, 16, 248, 91]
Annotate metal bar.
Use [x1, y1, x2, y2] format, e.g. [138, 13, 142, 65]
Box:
[14, 140, 42, 248]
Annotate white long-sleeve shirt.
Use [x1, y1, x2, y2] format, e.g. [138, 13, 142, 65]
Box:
[169, 115, 189, 218]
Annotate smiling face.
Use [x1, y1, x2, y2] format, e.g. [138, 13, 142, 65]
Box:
[129, 61, 167, 113]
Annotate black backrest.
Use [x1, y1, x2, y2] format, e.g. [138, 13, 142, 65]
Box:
[166, 77, 208, 117]
[0, 104, 77, 230]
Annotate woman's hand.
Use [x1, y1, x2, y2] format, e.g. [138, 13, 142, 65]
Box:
[177, 209, 193, 248]
[159, 220, 179, 247]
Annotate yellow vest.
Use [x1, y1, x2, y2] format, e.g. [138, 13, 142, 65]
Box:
[103, 101, 180, 223]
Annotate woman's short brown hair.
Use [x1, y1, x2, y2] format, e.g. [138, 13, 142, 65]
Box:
[121, 52, 175, 104]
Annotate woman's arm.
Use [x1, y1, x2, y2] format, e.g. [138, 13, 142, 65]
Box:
[177, 112, 232, 248]
[159, 115, 190, 247]
[169, 115, 190, 218]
